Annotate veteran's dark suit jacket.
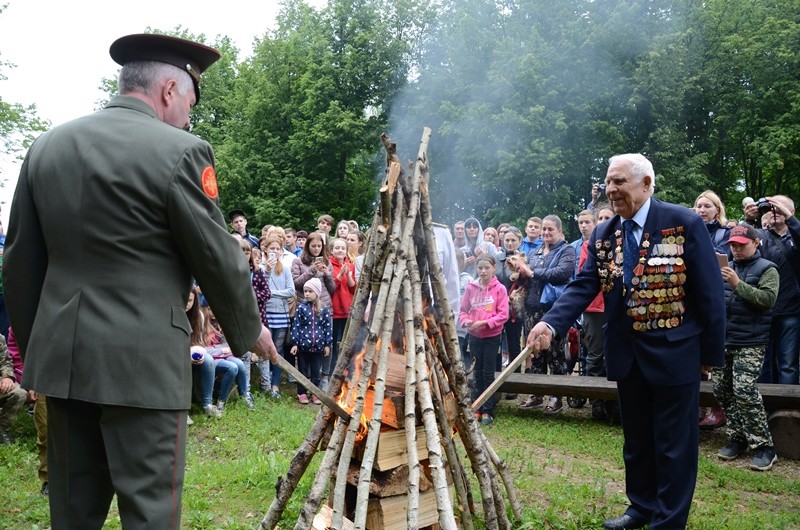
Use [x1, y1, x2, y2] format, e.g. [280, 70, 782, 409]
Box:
[3, 96, 262, 410]
[542, 199, 726, 385]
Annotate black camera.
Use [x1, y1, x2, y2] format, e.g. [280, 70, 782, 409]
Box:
[757, 198, 773, 216]
[597, 183, 607, 193]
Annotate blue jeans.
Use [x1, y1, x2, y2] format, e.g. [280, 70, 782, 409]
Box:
[259, 327, 287, 389]
[215, 357, 241, 401]
[469, 334, 502, 415]
[297, 349, 324, 396]
[323, 318, 347, 378]
[759, 314, 800, 385]
[193, 352, 216, 407]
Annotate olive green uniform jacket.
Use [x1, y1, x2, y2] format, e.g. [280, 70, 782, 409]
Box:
[3, 95, 262, 410]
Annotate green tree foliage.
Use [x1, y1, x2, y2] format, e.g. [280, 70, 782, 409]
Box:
[91, 0, 800, 236]
[389, 0, 800, 238]
[214, 0, 434, 231]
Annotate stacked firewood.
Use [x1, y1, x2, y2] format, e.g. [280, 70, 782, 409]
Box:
[258, 129, 521, 530]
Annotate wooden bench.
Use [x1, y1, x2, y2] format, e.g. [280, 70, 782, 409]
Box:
[497, 373, 800, 459]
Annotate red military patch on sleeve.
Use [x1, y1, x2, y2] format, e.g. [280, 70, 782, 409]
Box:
[201, 166, 219, 199]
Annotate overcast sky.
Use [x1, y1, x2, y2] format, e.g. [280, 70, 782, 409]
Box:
[0, 0, 324, 227]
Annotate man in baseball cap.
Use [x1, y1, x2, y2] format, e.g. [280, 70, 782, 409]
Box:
[728, 223, 760, 245]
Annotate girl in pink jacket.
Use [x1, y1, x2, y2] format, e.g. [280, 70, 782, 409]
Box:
[459, 254, 509, 425]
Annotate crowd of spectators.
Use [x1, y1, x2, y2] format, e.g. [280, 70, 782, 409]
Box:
[2, 190, 798, 495]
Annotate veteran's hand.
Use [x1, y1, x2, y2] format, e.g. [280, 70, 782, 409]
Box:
[526, 322, 553, 354]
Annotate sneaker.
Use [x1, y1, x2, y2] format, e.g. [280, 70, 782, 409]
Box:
[204, 404, 221, 419]
[750, 446, 777, 471]
[311, 395, 321, 405]
[504, 393, 518, 400]
[298, 394, 309, 404]
[518, 395, 543, 409]
[40, 482, 48, 496]
[543, 397, 563, 415]
[718, 440, 748, 461]
[699, 407, 727, 430]
[320, 377, 329, 392]
[186, 415, 194, 426]
[245, 393, 256, 410]
[270, 390, 282, 400]
[480, 413, 494, 426]
[215, 401, 226, 416]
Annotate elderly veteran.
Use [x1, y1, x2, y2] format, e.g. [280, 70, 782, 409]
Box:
[527, 153, 725, 530]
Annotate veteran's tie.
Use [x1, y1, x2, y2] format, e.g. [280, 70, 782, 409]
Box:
[623, 219, 638, 287]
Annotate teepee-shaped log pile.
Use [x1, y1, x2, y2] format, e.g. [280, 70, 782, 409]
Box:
[258, 128, 521, 530]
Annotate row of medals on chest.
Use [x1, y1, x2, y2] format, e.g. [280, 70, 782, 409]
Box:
[598, 230, 688, 329]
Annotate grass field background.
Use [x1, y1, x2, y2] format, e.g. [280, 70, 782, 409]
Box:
[2, 386, 798, 529]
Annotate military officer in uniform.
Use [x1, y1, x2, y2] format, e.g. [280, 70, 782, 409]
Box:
[527, 153, 725, 529]
[3, 34, 278, 529]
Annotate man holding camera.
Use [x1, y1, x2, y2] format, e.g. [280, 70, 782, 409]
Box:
[744, 196, 800, 386]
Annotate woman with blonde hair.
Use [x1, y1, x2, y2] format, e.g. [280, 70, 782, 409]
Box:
[694, 190, 730, 430]
[694, 190, 730, 253]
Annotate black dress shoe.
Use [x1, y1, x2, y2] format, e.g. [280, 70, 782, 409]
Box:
[602, 514, 645, 529]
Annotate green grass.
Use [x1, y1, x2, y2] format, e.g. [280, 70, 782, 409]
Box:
[1, 390, 799, 529]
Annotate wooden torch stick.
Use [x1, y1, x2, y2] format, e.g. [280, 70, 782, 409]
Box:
[272, 354, 352, 422]
[472, 346, 534, 412]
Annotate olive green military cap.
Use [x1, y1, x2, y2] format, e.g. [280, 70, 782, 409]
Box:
[110, 33, 221, 103]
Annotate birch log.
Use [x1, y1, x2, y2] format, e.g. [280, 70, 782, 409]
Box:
[401, 277, 421, 529]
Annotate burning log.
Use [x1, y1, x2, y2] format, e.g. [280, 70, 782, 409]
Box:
[259, 128, 520, 530]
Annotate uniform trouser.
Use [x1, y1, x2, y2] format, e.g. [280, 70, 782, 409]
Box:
[713, 346, 773, 449]
[616, 361, 699, 530]
[34, 394, 48, 483]
[0, 383, 26, 429]
[47, 397, 187, 530]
